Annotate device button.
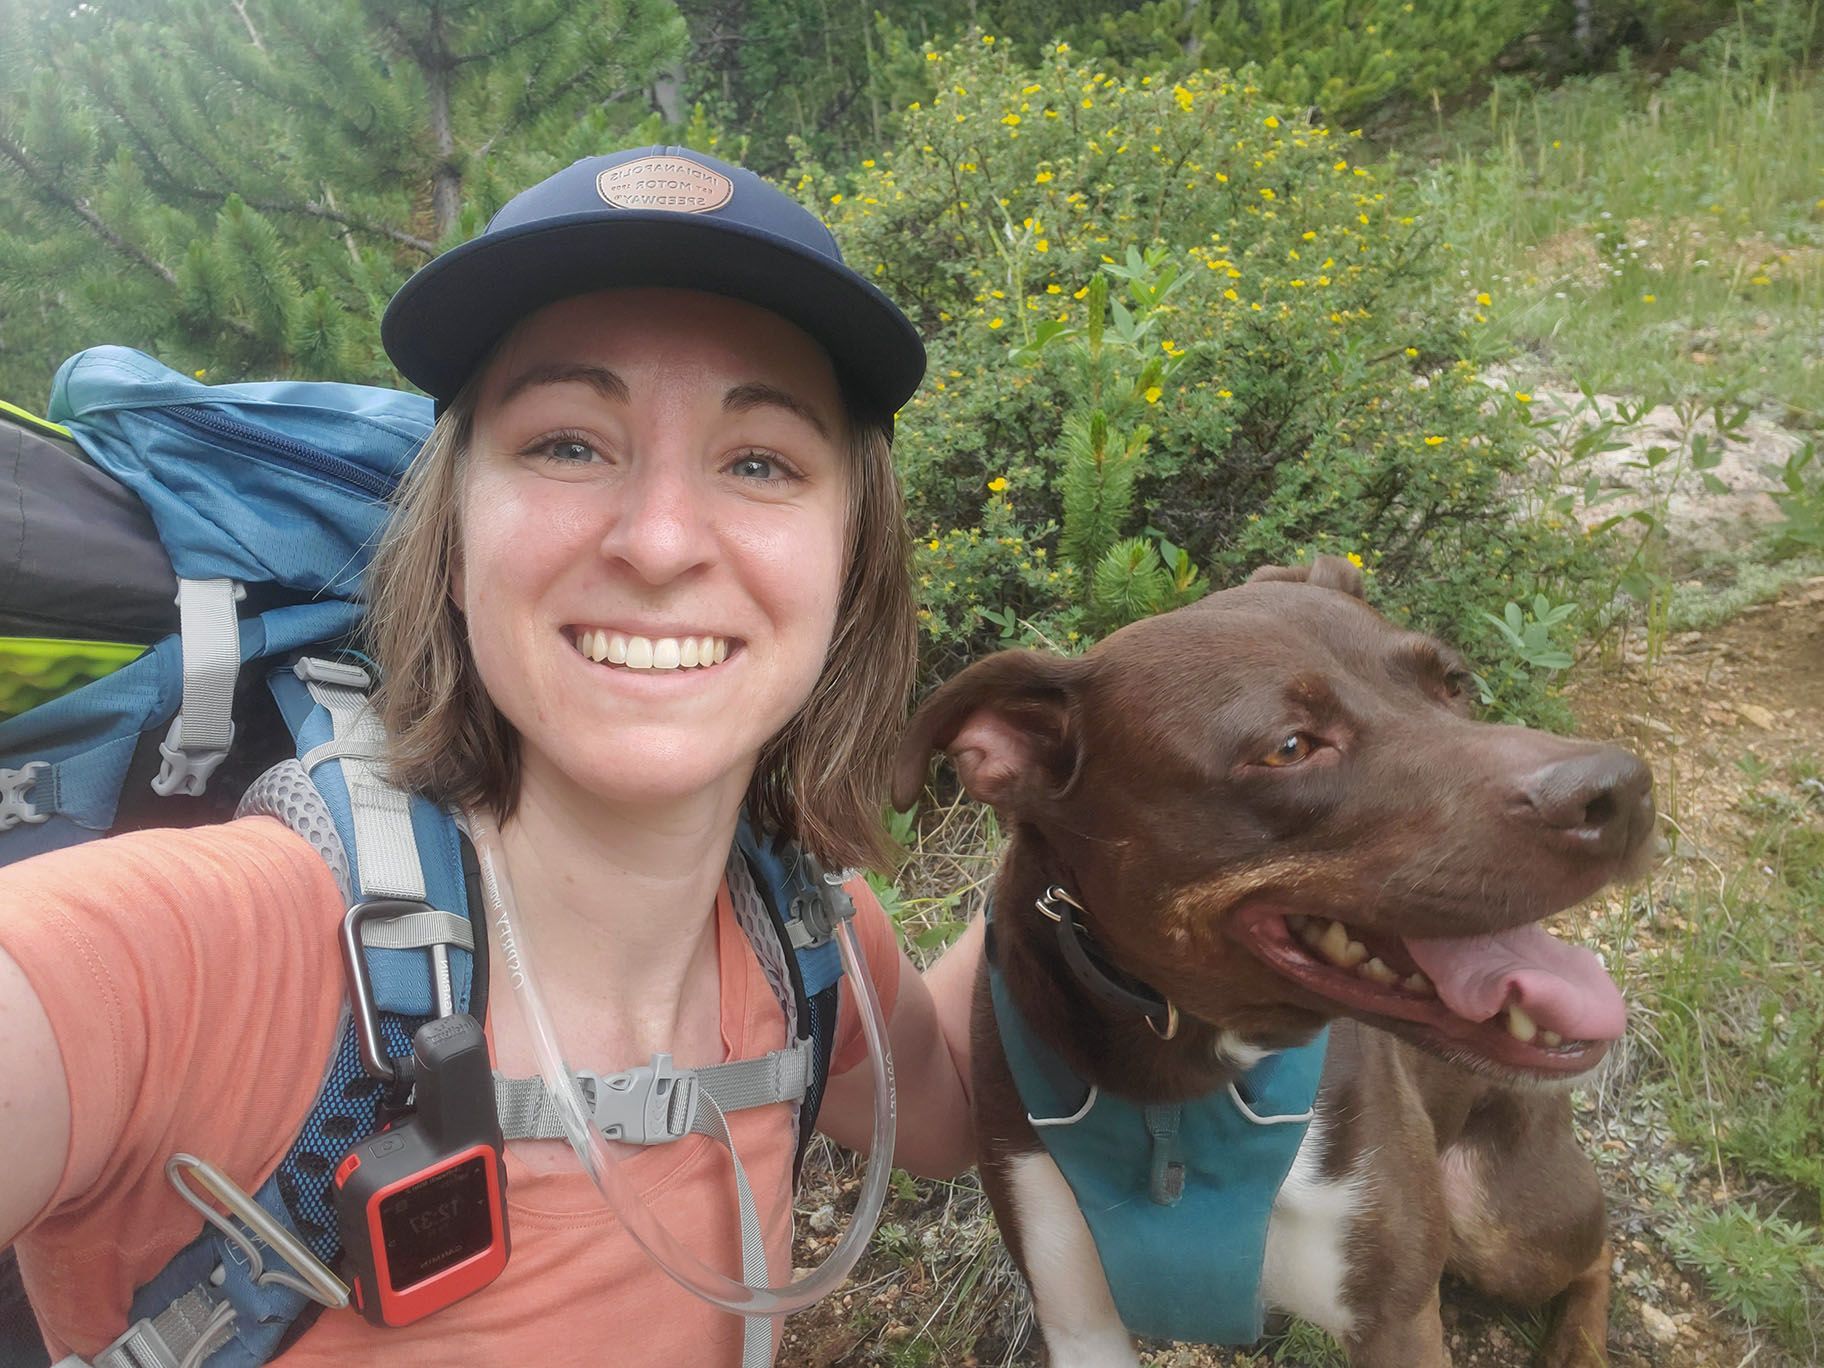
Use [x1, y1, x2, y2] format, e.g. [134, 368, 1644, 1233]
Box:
[334, 1152, 361, 1186]
[372, 1134, 404, 1158]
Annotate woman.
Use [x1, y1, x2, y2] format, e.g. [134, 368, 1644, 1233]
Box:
[0, 146, 979, 1366]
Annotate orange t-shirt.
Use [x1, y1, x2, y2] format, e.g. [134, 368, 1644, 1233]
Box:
[0, 817, 901, 1366]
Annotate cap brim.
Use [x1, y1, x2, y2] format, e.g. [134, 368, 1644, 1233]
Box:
[381, 212, 925, 419]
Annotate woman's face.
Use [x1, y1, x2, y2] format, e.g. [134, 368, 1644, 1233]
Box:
[457, 288, 850, 815]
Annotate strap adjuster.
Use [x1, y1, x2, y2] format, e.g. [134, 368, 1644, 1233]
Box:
[0, 762, 49, 830]
[581, 1054, 699, 1144]
[293, 656, 373, 691]
[151, 716, 236, 798]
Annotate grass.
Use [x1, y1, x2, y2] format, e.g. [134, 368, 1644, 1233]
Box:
[1611, 750, 1824, 1358]
[1422, 35, 1824, 427]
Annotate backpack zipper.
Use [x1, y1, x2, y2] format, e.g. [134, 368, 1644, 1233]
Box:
[164, 404, 399, 500]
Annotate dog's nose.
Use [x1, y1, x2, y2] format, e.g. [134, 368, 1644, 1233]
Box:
[1519, 747, 1655, 858]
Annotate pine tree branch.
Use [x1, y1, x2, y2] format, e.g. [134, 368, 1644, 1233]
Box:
[148, 175, 437, 255]
[0, 131, 260, 343]
[0, 130, 177, 289]
[449, 8, 571, 67]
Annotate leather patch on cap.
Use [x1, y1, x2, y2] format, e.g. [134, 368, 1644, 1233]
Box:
[596, 156, 733, 213]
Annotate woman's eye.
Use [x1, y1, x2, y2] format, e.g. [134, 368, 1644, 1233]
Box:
[728, 452, 795, 482]
[1262, 733, 1316, 767]
[531, 436, 599, 465]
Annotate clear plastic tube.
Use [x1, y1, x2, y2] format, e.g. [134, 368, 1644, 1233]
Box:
[467, 812, 897, 1316]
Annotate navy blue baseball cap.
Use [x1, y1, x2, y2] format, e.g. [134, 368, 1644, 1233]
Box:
[382, 146, 925, 422]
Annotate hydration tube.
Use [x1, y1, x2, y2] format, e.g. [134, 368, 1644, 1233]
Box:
[466, 812, 898, 1316]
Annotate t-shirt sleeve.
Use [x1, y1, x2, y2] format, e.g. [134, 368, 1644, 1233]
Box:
[827, 878, 904, 1077]
[0, 817, 347, 1228]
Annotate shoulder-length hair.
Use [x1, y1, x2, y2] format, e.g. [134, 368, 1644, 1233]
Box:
[364, 379, 916, 871]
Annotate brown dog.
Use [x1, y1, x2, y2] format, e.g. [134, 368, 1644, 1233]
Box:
[894, 558, 1654, 1368]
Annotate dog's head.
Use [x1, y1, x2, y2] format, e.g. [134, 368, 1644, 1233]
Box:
[895, 557, 1655, 1081]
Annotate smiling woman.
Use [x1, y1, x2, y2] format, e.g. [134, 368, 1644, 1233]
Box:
[0, 147, 981, 1368]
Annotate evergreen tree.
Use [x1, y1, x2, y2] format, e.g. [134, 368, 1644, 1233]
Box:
[0, 0, 689, 397]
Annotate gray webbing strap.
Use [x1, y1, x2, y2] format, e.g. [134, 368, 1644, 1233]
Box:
[298, 669, 425, 903]
[492, 1041, 813, 1143]
[66, 1285, 233, 1368]
[152, 579, 244, 798]
[692, 1091, 772, 1368]
[495, 1036, 799, 1358]
[296, 658, 461, 1016]
[357, 909, 473, 953]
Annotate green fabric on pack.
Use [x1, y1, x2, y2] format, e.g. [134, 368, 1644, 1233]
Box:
[988, 951, 1328, 1345]
[0, 637, 146, 718]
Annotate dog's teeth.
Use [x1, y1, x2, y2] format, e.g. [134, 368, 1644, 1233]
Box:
[1541, 1029, 1563, 1048]
[1505, 1004, 1538, 1043]
[1317, 920, 1351, 964]
[1299, 920, 1326, 949]
[1358, 956, 1398, 986]
[1403, 971, 1434, 996]
[1340, 939, 1369, 968]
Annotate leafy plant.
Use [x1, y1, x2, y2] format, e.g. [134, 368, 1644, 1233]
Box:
[1771, 442, 1824, 557]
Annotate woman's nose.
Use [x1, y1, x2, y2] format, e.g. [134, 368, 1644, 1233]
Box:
[596, 460, 717, 584]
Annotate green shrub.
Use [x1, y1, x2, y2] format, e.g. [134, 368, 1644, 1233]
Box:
[802, 34, 1599, 713]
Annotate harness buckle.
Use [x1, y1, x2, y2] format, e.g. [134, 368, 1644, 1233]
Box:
[0, 762, 49, 830]
[293, 655, 373, 691]
[151, 715, 236, 798]
[582, 1053, 700, 1145]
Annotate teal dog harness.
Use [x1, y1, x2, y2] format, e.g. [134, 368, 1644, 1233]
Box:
[989, 944, 1328, 1344]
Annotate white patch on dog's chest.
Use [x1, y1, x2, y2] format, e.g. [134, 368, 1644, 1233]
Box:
[1259, 1110, 1367, 1337]
[1004, 1149, 1141, 1367]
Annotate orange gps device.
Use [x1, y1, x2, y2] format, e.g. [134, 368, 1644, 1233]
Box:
[332, 1013, 510, 1326]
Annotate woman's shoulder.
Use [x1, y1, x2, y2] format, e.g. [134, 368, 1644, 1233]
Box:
[2, 815, 337, 907]
[0, 816, 346, 1004]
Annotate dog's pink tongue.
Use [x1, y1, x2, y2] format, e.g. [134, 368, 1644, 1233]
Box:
[1404, 925, 1626, 1041]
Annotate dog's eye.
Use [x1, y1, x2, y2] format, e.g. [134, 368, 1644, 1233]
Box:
[1443, 670, 1474, 700]
[1263, 733, 1316, 767]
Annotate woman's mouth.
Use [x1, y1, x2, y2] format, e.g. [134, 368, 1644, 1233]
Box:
[566, 627, 735, 671]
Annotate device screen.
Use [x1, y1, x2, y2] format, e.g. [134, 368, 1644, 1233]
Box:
[379, 1155, 493, 1291]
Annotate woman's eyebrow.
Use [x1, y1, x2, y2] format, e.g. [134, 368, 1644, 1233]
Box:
[497, 362, 630, 406]
[723, 382, 830, 440]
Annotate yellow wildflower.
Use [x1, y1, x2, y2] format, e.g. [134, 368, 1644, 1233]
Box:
[1035, 170, 1053, 183]
[1515, 392, 1532, 403]
[1264, 115, 1280, 129]
[1346, 552, 1364, 569]
[988, 317, 1004, 329]
[1046, 283, 1062, 294]
[1475, 291, 1491, 306]
[987, 477, 1009, 492]
[1424, 435, 1445, 446]
[1143, 386, 1163, 404]
[1223, 288, 1239, 301]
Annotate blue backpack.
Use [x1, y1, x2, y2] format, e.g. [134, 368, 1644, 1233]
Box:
[0, 347, 849, 1368]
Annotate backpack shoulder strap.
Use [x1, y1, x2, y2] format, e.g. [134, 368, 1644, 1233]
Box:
[94, 655, 482, 1368]
[731, 815, 855, 1180]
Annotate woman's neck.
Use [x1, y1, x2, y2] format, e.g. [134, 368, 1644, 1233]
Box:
[486, 755, 750, 1063]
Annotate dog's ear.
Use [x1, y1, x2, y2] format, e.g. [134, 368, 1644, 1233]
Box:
[892, 650, 1089, 813]
[1248, 553, 1366, 601]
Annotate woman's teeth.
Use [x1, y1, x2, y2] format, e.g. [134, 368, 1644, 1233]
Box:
[575, 630, 729, 670]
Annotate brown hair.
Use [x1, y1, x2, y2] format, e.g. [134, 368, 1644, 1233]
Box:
[364, 376, 917, 871]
